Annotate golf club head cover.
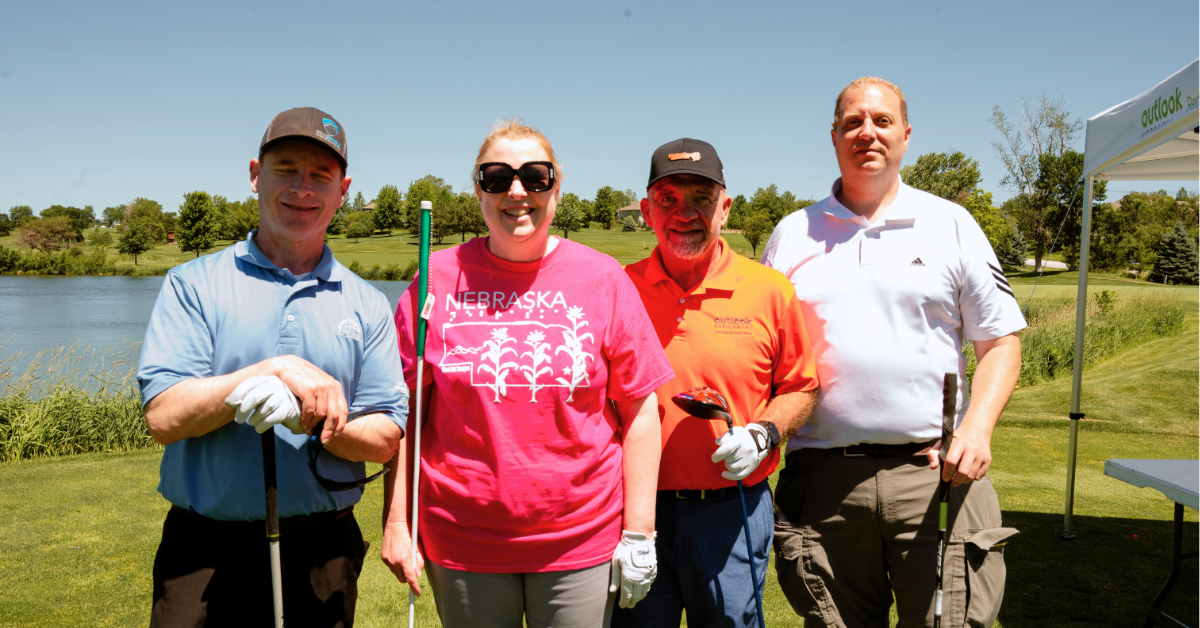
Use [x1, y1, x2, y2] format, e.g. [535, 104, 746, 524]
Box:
[609, 530, 657, 609]
[711, 423, 771, 481]
[225, 375, 305, 435]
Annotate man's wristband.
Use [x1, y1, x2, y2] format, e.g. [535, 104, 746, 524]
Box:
[754, 421, 783, 450]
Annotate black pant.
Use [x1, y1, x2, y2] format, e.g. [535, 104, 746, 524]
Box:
[150, 506, 369, 628]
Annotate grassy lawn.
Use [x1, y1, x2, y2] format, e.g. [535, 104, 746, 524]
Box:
[2, 320, 1196, 627]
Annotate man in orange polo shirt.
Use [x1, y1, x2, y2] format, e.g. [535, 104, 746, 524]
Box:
[614, 138, 820, 628]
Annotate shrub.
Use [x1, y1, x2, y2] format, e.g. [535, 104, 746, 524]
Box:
[622, 217, 637, 232]
[401, 259, 419, 281]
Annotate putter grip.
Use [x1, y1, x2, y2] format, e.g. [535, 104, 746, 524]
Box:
[261, 431, 279, 539]
[416, 201, 432, 357]
[940, 373, 956, 465]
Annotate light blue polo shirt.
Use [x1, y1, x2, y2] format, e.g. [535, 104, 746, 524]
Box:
[138, 232, 408, 521]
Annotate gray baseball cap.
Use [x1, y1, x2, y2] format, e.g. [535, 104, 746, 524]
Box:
[259, 107, 348, 168]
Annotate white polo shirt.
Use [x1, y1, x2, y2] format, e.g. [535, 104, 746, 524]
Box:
[762, 179, 1026, 450]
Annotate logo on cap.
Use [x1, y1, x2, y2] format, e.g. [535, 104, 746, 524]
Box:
[322, 118, 340, 136]
[668, 152, 702, 162]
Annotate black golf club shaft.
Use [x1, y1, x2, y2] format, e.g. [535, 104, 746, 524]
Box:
[262, 430, 283, 627]
[934, 373, 956, 628]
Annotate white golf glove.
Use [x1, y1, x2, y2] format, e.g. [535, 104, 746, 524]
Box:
[609, 530, 657, 609]
[711, 423, 771, 481]
[224, 376, 305, 435]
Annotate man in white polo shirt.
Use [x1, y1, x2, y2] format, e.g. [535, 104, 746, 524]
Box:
[762, 77, 1023, 628]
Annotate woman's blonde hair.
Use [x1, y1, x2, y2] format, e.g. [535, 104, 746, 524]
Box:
[833, 76, 908, 128]
[473, 118, 563, 185]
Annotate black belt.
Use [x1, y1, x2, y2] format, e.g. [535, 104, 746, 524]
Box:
[170, 504, 353, 536]
[664, 481, 765, 502]
[841, 440, 937, 457]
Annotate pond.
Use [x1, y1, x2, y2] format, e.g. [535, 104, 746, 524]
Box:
[0, 275, 411, 378]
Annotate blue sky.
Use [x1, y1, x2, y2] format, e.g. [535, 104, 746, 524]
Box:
[2, 0, 1197, 215]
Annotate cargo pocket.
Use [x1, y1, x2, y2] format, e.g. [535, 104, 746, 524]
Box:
[954, 526, 1018, 628]
[773, 455, 817, 618]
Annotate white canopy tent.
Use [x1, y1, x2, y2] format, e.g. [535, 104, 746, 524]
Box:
[1062, 60, 1199, 537]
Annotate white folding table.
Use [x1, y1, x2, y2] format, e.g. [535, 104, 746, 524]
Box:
[1104, 459, 1199, 628]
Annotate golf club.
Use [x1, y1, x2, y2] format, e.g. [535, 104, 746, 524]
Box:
[408, 200, 432, 628]
[934, 372, 957, 628]
[261, 429, 284, 628]
[672, 387, 766, 628]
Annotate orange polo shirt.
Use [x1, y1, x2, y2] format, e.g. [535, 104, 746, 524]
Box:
[625, 239, 819, 490]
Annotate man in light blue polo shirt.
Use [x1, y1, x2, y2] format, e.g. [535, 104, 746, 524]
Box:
[137, 107, 407, 627]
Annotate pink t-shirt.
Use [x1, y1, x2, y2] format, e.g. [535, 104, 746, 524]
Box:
[395, 237, 674, 573]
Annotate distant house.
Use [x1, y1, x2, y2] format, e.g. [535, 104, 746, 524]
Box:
[166, 231, 175, 244]
[616, 203, 644, 224]
[363, 202, 376, 212]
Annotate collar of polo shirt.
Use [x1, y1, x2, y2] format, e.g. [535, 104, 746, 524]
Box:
[238, 231, 344, 283]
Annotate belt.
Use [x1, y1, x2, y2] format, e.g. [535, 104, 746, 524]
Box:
[170, 505, 353, 536]
[841, 440, 937, 457]
[664, 482, 764, 501]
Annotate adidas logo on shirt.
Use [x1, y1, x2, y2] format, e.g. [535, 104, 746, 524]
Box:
[911, 258, 925, 266]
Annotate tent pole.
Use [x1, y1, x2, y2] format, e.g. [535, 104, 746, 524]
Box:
[1063, 176, 1094, 540]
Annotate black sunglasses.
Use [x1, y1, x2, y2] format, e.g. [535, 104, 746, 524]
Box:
[306, 409, 391, 492]
[476, 161, 556, 194]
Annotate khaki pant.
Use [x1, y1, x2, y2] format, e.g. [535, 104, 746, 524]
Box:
[773, 449, 1017, 628]
[426, 560, 615, 628]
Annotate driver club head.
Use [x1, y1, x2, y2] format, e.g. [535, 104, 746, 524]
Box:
[671, 387, 733, 429]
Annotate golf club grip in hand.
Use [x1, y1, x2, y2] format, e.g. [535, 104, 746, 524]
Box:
[939, 373, 956, 466]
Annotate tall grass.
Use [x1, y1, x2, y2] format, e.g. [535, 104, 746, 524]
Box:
[965, 291, 1188, 387]
[0, 341, 153, 461]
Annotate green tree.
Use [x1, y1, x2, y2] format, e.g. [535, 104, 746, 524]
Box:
[955, 189, 1009, 255]
[177, 191, 219, 258]
[998, 229, 1028, 268]
[40, 205, 95, 240]
[447, 192, 486, 242]
[101, 205, 125, 228]
[593, 186, 622, 229]
[118, 218, 156, 265]
[553, 193, 587, 240]
[326, 211, 345, 236]
[345, 211, 374, 243]
[579, 199, 596, 227]
[9, 205, 34, 227]
[373, 184, 404, 235]
[87, 228, 113, 247]
[741, 213, 772, 259]
[353, 191, 366, 212]
[726, 194, 750, 230]
[346, 220, 372, 243]
[404, 175, 457, 237]
[900, 151, 983, 200]
[123, 198, 166, 242]
[15, 217, 75, 253]
[623, 189, 639, 207]
[621, 216, 637, 232]
[0, 212, 11, 237]
[224, 197, 260, 240]
[989, 94, 1083, 197]
[1149, 222, 1199, 284]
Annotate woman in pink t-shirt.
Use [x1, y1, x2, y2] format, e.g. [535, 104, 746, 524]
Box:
[383, 120, 674, 628]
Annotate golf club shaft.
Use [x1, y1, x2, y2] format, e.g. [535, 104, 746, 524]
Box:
[934, 373, 956, 628]
[408, 357, 425, 628]
[736, 479, 766, 628]
[934, 479, 949, 628]
[409, 201, 432, 628]
[261, 430, 284, 628]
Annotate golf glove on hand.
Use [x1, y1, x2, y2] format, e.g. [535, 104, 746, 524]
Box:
[225, 376, 305, 435]
[609, 530, 657, 609]
[712, 423, 771, 481]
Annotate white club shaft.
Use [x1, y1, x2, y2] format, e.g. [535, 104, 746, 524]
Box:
[269, 539, 283, 628]
[408, 357, 426, 628]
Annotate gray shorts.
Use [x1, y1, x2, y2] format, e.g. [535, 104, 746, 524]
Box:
[426, 559, 615, 628]
[773, 448, 1018, 628]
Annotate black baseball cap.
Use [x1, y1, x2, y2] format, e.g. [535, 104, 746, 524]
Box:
[259, 107, 348, 169]
[647, 138, 725, 188]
